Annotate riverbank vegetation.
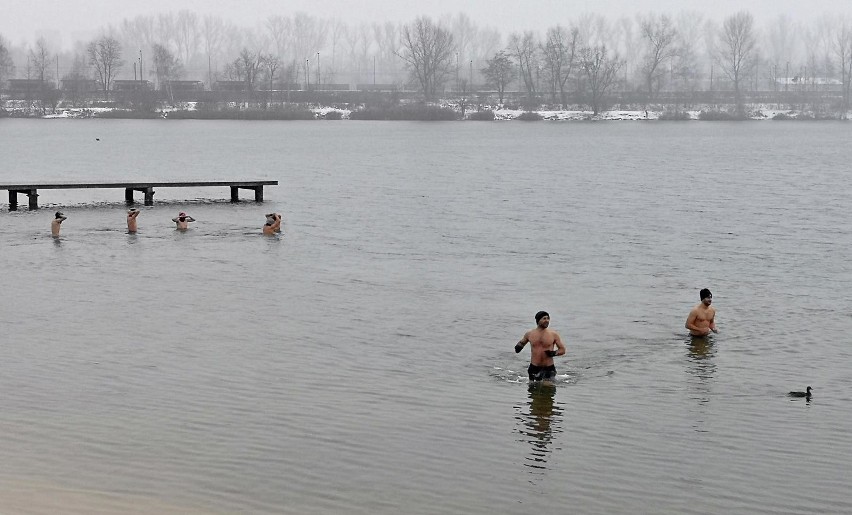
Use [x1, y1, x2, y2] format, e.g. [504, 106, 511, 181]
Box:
[3, 8, 852, 120]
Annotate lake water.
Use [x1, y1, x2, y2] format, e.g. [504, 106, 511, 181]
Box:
[0, 119, 851, 514]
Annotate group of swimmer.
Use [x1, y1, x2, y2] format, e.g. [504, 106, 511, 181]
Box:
[516, 289, 717, 382]
[49, 209, 283, 236]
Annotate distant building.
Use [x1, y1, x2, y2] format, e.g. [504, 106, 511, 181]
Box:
[775, 77, 843, 91]
[355, 83, 399, 92]
[163, 80, 204, 92]
[314, 83, 351, 91]
[213, 80, 248, 92]
[60, 78, 98, 93]
[113, 80, 153, 92]
[7, 79, 50, 98]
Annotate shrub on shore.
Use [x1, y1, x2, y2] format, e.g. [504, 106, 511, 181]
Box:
[349, 105, 458, 121]
[658, 110, 691, 120]
[698, 110, 747, 121]
[516, 111, 542, 121]
[468, 110, 495, 121]
[165, 108, 315, 120]
[324, 110, 344, 120]
[96, 110, 161, 119]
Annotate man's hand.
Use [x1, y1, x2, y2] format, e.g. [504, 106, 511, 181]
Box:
[514, 343, 524, 353]
[545, 350, 557, 357]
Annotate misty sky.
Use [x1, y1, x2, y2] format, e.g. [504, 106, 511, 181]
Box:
[4, 0, 852, 48]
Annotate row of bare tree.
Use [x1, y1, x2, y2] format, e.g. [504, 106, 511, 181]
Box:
[3, 10, 852, 116]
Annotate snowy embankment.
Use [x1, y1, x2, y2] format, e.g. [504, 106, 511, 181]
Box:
[2, 99, 836, 121]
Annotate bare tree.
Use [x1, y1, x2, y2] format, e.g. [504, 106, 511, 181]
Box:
[471, 27, 503, 66]
[717, 11, 757, 117]
[88, 35, 123, 101]
[580, 45, 623, 115]
[0, 36, 15, 86]
[61, 50, 91, 106]
[541, 25, 580, 106]
[638, 13, 677, 102]
[175, 10, 200, 67]
[482, 50, 514, 104]
[29, 37, 53, 82]
[261, 53, 281, 90]
[832, 18, 852, 119]
[238, 48, 262, 97]
[766, 14, 797, 85]
[266, 15, 291, 63]
[672, 12, 705, 104]
[291, 13, 326, 64]
[152, 43, 183, 102]
[327, 18, 347, 78]
[397, 16, 455, 99]
[120, 15, 156, 52]
[509, 31, 540, 104]
[155, 13, 178, 54]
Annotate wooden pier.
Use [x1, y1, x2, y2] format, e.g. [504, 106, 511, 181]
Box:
[0, 181, 278, 211]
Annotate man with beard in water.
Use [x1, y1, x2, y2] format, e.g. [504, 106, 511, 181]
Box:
[685, 288, 718, 337]
[515, 311, 566, 381]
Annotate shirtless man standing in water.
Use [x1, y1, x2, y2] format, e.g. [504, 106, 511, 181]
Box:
[172, 212, 195, 230]
[515, 311, 566, 381]
[685, 288, 718, 336]
[126, 208, 140, 233]
[51, 211, 67, 237]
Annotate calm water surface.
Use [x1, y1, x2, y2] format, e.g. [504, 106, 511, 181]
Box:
[0, 119, 851, 514]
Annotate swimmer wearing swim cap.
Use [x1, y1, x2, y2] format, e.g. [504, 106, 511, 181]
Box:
[685, 288, 718, 336]
[263, 213, 282, 235]
[514, 311, 566, 381]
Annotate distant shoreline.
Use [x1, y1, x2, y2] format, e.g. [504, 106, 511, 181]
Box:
[2, 103, 847, 122]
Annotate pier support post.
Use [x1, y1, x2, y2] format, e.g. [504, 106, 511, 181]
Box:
[230, 186, 239, 203]
[125, 188, 135, 204]
[254, 186, 264, 202]
[9, 190, 17, 211]
[27, 190, 39, 210]
[143, 188, 155, 206]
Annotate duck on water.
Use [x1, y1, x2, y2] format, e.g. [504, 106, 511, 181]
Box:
[788, 386, 812, 398]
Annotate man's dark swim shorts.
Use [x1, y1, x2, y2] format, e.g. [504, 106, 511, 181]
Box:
[528, 364, 557, 381]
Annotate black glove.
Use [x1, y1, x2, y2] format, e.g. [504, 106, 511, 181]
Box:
[514, 344, 523, 353]
[545, 350, 557, 357]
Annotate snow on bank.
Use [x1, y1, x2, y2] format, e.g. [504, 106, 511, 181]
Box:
[2, 100, 838, 121]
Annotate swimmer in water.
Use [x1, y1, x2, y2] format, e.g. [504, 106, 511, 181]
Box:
[51, 211, 67, 237]
[514, 311, 566, 381]
[685, 288, 718, 337]
[127, 208, 140, 233]
[263, 213, 282, 235]
[171, 211, 195, 230]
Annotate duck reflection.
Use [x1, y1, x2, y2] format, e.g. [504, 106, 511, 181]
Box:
[516, 381, 562, 470]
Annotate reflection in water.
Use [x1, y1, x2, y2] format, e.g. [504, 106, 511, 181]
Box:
[515, 382, 562, 472]
[685, 335, 717, 430]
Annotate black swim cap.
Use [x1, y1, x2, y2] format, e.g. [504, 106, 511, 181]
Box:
[535, 311, 550, 323]
[700, 288, 712, 300]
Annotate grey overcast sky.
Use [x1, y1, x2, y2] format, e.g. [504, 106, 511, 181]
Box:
[3, 0, 850, 48]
